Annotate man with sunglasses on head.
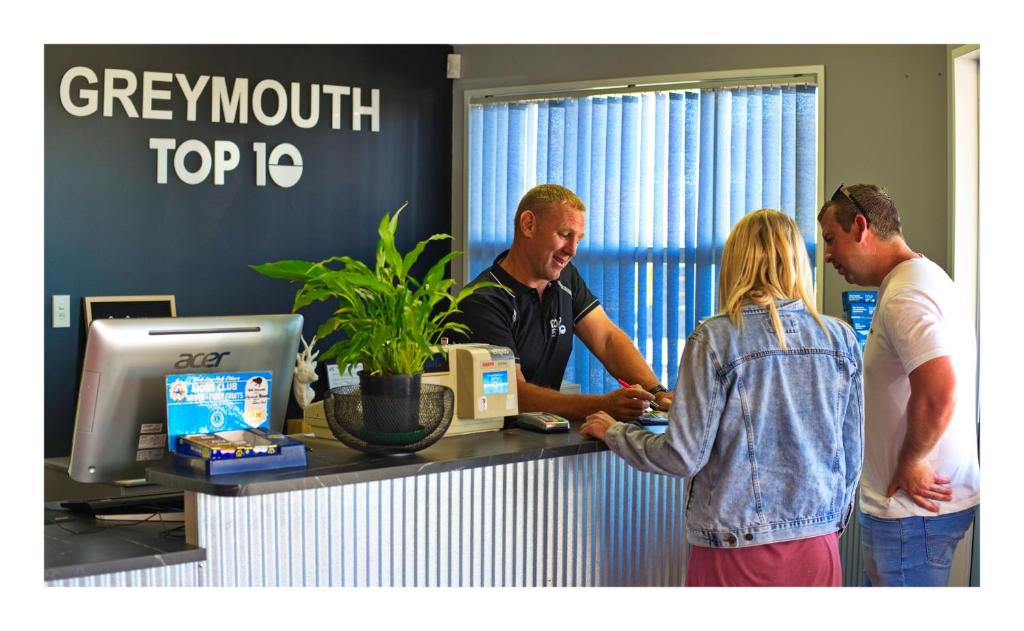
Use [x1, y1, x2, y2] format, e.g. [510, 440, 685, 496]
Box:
[818, 184, 979, 587]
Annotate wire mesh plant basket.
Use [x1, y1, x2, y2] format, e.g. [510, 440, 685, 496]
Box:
[323, 383, 454, 454]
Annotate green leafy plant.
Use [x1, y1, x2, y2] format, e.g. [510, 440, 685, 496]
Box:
[250, 203, 494, 376]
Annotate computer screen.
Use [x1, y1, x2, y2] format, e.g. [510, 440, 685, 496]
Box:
[68, 314, 303, 484]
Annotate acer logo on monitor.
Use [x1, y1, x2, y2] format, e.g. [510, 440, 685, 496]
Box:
[174, 352, 231, 369]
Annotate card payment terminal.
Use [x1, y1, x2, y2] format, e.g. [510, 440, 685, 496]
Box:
[515, 412, 570, 433]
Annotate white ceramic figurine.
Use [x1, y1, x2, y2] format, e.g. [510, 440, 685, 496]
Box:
[292, 335, 319, 409]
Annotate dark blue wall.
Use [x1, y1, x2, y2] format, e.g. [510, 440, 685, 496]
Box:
[44, 45, 454, 457]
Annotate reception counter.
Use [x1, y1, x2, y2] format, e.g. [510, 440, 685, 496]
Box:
[146, 422, 688, 587]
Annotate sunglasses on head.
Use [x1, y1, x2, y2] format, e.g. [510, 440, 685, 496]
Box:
[830, 183, 869, 224]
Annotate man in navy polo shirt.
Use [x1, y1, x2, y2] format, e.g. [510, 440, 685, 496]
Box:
[450, 184, 672, 422]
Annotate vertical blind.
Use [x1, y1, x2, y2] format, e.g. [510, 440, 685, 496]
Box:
[467, 84, 818, 394]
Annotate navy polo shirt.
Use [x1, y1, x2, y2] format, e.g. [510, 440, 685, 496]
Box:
[450, 251, 600, 390]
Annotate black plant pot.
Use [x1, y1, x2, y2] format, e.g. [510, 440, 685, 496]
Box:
[358, 371, 423, 437]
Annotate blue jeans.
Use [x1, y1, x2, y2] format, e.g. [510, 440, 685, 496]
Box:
[859, 506, 978, 586]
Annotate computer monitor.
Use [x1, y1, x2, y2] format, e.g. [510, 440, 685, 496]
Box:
[68, 314, 303, 484]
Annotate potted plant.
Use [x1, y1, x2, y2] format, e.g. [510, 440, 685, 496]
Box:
[250, 203, 491, 439]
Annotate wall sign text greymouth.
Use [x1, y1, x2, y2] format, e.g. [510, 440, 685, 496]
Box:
[59, 66, 382, 188]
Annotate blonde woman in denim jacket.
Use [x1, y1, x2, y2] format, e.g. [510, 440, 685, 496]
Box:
[582, 210, 864, 586]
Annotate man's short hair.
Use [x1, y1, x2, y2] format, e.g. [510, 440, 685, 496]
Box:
[514, 184, 586, 230]
[817, 183, 902, 240]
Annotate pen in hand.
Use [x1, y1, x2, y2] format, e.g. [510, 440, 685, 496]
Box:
[615, 378, 661, 411]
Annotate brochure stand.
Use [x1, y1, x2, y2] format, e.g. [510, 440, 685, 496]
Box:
[166, 372, 308, 476]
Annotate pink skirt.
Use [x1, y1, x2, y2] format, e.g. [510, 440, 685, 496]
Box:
[684, 531, 842, 587]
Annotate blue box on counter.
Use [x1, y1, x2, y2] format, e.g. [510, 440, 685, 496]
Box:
[176, 428, 281, 460]
[173, 429, 307, 475]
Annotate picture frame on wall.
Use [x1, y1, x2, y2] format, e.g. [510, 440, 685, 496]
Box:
[83, 295, 177, 328]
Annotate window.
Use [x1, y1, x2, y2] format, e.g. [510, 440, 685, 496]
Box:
[465, 69, 822, 393]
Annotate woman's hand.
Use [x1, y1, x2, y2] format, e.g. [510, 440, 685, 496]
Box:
[580, 410, 618, 442]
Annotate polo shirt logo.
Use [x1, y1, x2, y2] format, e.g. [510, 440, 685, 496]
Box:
[549, 316, 566, 338]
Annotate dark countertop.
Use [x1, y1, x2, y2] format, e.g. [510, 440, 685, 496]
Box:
[44, 509, 205, 581]
[147, 422, 667, 498]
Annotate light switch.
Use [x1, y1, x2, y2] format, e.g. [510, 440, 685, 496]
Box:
[446, 54, 461, 79]
[53, 294, 70, 328]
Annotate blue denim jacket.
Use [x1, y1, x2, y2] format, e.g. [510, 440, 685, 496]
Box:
[605, 300, 864, 548]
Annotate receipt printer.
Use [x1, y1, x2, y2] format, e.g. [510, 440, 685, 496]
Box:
[423, 343, 519, 436]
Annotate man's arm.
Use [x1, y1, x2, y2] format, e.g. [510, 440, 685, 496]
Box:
[574, 306, 673, 410]
[886, 356, 957, 512]
[513, 364, 650, 421]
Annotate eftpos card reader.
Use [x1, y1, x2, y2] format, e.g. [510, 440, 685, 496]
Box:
[515, 411, 570, 433]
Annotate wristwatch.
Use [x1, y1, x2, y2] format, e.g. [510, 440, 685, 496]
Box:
[648, 384, 668, 396]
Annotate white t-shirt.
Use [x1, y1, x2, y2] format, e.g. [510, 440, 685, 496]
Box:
[860, 256, 981, 518]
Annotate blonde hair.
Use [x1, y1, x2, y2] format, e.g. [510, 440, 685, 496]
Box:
[717, 209, 827, 350]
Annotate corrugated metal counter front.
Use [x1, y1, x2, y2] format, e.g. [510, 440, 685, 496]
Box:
[147, 423, 688, 586]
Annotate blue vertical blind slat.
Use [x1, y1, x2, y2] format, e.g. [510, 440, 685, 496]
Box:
[668, 93, 688, 388]
[496, 105, 510, 268]
[712, 90, 732, 309]
[506, 105, 527, 255]
[619, 96, 640, 352]
[696, 90, 716, 323]
[730, 89, 748, 229]
[571, 98, 592, 386]
[636, 94, 654, 363]
[761, 87, 782, 210]
[650, 93, 669, 381]
[603, 97, 622, 337]
[795, 86, 819, 263]
[536, 102, 549, 183]
[781, 86, 797, 219]
[681, 92, 699, 385]
[745, 88, 764, 215]
[469, 106, 485, 275]
[468, 84, 818, 394]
